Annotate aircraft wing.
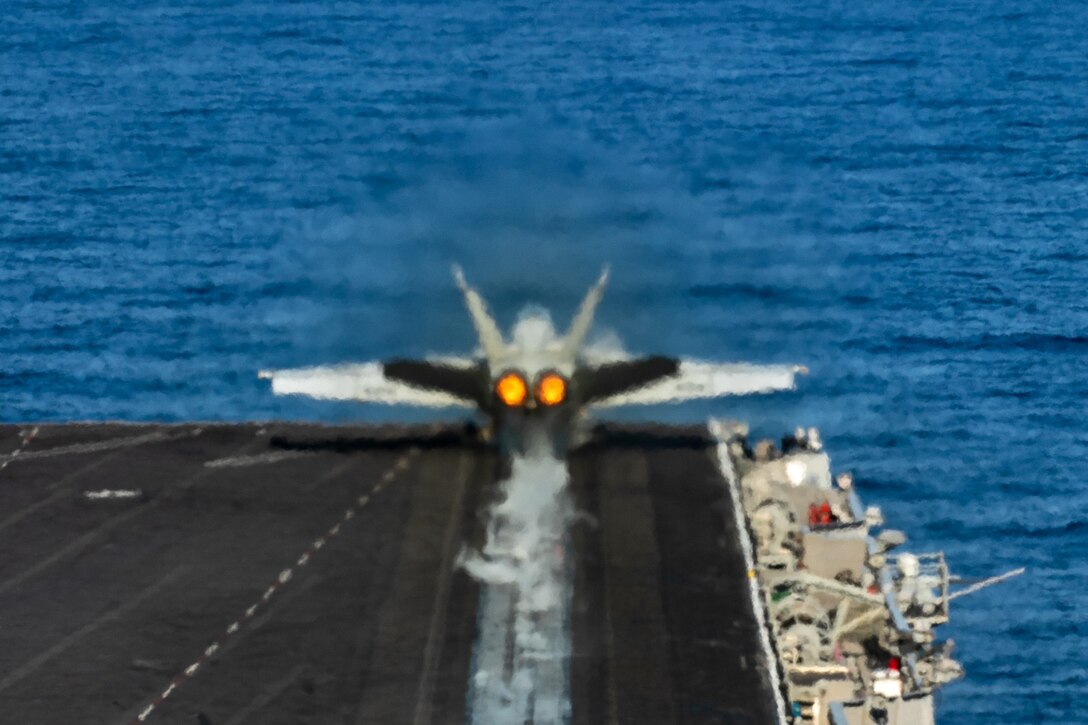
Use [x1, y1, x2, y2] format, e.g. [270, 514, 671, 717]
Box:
[258, 362, 476, 408]
[588, 360, 805, 408]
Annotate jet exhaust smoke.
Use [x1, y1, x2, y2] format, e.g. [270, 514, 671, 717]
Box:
[460, 451, 575, 724]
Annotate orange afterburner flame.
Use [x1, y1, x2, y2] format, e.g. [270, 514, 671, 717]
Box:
[535, 372, 568, 406]
[495, 372, 528, 406]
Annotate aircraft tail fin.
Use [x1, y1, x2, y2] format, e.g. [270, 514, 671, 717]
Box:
[452, 265, 506, 363]
[562, 266, 610, 356]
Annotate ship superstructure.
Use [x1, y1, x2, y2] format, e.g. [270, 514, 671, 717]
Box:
[711, 419, 1020, 725]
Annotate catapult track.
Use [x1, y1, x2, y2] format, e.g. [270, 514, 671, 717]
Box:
[0, 422, 780, 724]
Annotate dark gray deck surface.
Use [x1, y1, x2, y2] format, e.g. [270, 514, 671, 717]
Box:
[0, 423, 778, 725]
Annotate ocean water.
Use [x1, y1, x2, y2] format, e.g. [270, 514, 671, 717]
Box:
[2, 1, 1086, 721]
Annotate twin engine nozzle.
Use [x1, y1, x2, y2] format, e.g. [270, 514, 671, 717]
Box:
[494, 370, 568, 408]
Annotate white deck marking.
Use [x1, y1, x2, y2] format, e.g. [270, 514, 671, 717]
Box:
[0, 429, 200, 466]
[301, 458, 357, 493]
[412, 453, 472, 725]
[126, 449, 420, 725]
[0, 488, 70, 532]
[0, 501, 158, 597]
[204, 450, 314, 469]
[0, 566, 186, 694]
[0, 447, 134, 535]
[83, 489, 142, 500]
[222, 664, 307, 725]
[0, 436, 248, 597]
[709, 419, 789, 725]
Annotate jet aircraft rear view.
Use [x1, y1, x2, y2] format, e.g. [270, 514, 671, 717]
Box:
[259, 266, 807, 455]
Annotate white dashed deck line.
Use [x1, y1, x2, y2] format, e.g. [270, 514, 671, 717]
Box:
[126, 449, 420, 725]
[0, 426, 39, 471]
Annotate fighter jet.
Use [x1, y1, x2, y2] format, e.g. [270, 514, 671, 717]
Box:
[259, 267, 806, 455]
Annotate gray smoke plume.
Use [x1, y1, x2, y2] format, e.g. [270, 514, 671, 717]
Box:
[460, 452, 574, 724]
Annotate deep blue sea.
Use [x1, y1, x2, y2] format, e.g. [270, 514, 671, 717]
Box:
[3, 1, 1086, 721]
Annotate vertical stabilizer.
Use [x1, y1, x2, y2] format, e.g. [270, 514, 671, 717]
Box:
[453, 265, 507, 362]
[561, 266, 610, 356]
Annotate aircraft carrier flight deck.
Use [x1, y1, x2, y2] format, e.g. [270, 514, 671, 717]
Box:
[0, 422, 781, 725]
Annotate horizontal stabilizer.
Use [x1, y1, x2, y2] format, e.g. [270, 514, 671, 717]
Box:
[590, 361, 805, 407]
[382, 359, 488, 405]
[573, 356, 681, 403]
